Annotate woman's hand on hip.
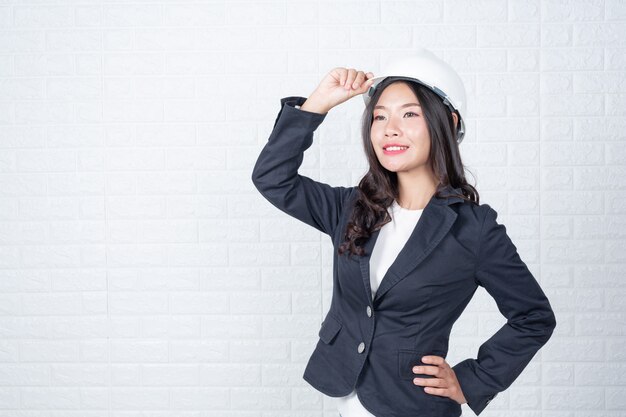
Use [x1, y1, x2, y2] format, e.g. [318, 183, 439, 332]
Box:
[301, 68, 375, 114]
[412, 355, 468, 405]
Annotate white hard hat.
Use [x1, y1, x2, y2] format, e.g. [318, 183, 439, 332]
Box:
[363, 48, 467, 144]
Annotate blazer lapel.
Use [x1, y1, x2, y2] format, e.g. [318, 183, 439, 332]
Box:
[358, 185, 464, 304]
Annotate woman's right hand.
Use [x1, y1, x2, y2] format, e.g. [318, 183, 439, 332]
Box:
[300, 68, 375, 114]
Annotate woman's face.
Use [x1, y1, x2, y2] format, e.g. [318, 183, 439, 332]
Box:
[370, 82, 432, 176]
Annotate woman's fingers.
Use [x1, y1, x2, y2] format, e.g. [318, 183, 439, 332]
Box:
[344, 68, 356, 89]
[413, 376, 445, 387]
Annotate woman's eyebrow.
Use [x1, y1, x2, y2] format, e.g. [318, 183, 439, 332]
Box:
[374, 103, 421, 110]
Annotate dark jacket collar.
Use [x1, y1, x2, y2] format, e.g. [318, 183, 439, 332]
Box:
[358, 183, 465, 303]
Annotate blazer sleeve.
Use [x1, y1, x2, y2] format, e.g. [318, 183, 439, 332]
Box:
[452, 204, 557, 416]
[251, 96, 354, 238]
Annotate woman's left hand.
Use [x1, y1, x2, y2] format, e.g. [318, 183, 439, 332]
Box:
[412, 355, 468, 405]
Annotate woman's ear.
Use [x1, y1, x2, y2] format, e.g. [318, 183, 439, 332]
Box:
[451, 112, 458, 126]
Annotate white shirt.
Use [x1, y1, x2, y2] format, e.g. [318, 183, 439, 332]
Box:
[337, 200, 423, 417]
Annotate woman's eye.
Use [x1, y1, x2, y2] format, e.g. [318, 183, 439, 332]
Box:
[373, 115, 385, 121]
[404, 112, 418, 117]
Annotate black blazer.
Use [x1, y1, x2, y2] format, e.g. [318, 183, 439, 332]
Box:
[251, 96, 557, 417]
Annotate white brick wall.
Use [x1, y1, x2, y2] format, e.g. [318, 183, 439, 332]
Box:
[0, 0, 624, 416]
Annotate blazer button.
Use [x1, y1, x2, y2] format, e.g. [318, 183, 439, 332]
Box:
[357, 342, 365, 353]
[366, 306, 372, 317]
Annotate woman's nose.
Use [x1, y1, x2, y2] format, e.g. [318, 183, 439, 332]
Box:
[385, 118, 400, 137]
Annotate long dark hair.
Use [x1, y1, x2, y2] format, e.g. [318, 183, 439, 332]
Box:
[338, 77, 479, 257]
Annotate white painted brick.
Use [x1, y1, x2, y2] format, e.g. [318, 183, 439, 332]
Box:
[0, 30, 45, 53]
[103, 29, 133, 51]
[142, 364, 199, 385]
[140, 28, 198, 51]
[607, 339, 626, 361]
[478, 73, 538, 95]
[201, 315, 262, 338]
[508, 48, 541, 72]
[103, 52, 164, 75]
[165, 52, 225, 75]
[551, 289, 603, 312]
[574, 71, 626, 93]
[446, 49, 507, 72]
[607, 388, 626, 410]
[577, 166, 626, 190]
[542, 0, 604, 22]
[230, 292, 291, 315]
[542, 72, 573, 94]
[171, 292, 230, 314]
[606, 192, 626, 214]
[542, 190, 604, 214]
[287, 52, 319, 75]
[137, 124, 196, 147]
[46, 29, 101, 52]
[575, 363, 626, 385]
[477, 24, 540, 47]
[111, 340, 169, 363]
[318, 26, 351, 49]
[293, 386, 324, 409]
[318, 1, 379, 24]
[574, 23, 626, 46]
[110, 387, 169, 409]
[259, 218, 318, 242]
[541, 48, 603, 71]
[229, 340, 290, 362]
[226, 2, 285, 25]
[350, 26, 411, 49]
[232, 387, 290, 410]
[541, 24, 573, 46]
[446, 0, 507, 22]
[286, 2, 318, 24]
[109, 292, 168, 315]
[21, 387, 82, 409]
[200, 267, 261, 291]
[75, 5, 102, 27]
[509, 0, 541, 22]
[0, 6, 11, 28]
[51, 364, 108, 386]
[542, 93, 603, 116]
[543, 363, 574, 386]
[545, 387, 605, 409]
[607, 94, 626, 116]
[291, 243, 322, 266]
[256, 26, 318, 50]
[201, 363, 260, 386]
[412, 25, 476, 47]
[472, 94, 507, 117]
[228, 243, 289, 267]
[508, 94, 539, 116]
[104, 4, 162, 27]
[262, 316, 320, 339]
[164, 3, 225, 26]
[381, 1, 443, 23]
[262, 364, 307, 387]
[0, 56, 11, 78]
[477, 118, 539, 142]
[171, 387, 230, 409]
[576, 117, 626, 142]
[261, 267, 321, 291]
[0, 77, 43, 99]
[292, 291, 322, 314]
[510, 386, 541, 409]
[509, 143, 540, 165]
[135, 77, 195, 99]
[13, 5, 74, 29]
[577, 313, 626, 336]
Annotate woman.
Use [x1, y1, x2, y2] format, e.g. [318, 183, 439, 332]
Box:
[251, 48, 556, 417]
